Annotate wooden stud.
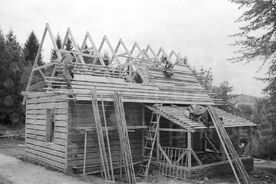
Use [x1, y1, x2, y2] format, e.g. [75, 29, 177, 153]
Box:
[98, 35, 121, 65]
[83, 130, 87, 175]
[187, 131, 192, 170]
[81, 32, 105, 66]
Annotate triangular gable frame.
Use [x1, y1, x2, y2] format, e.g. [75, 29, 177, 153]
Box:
[80, 32, 105, 66]
[23, 23, 62, 103]
[157, 47, 169, 61]
[61, 28, 85, 64]
[169, 50, 182, 65]
[114, 39, 132, 60]
[145, 44, 158, 62]
[130, 42, 149, 61]
[98, 35, 121, 65]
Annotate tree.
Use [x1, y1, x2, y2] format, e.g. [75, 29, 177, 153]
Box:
[0, 30, 24, 125]
[230, 0, 276, 138]
[65, 38, 73, 51]
[229, 0, 276, 64]
[50, 34, 62, 61]
[191, 67, 213, 90]
[23, 31, 42, 66]
[212, 81, 234, 112]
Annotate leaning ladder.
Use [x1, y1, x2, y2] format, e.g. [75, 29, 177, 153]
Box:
[207, 106, 252, 184]
[113, 92, 136, 184]
[139, 111, 160, 178]
[91, 89, 114, 181]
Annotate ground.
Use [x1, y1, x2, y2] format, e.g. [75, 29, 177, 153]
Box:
[0, 138, 275, 184]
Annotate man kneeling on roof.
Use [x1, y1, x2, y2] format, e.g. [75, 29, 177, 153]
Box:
[162, 56, 174, 77]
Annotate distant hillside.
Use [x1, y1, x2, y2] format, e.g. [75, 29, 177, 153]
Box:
[230, 94, 259, 108]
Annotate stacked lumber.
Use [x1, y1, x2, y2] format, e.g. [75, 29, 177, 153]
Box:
[208, 106, 252, 184]
[113, 92, 136, 184]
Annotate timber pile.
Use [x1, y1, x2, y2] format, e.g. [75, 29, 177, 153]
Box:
[90, 89, 114, 181]
[113, 92, 136, 184]
[208, 106, 252, 184]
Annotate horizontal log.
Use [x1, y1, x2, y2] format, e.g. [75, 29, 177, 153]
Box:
[25, 152, 66, 170]
[25, 138, 67, 152]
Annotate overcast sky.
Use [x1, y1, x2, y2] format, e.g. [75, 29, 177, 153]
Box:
[0, 0, 268, 97]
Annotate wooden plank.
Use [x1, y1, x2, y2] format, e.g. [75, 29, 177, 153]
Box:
[25, 151, 66, 170]
[27, 102, 68, 110]
[25, 142, 66, 158]
[26, 119, 67, 127]
[25, 138, 67, 152]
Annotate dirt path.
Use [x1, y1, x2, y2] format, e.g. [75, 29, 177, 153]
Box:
[0, 153, 101, 184]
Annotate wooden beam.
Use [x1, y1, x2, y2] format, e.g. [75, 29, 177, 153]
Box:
[23, 23, 49, 104]
[158, 143, 172, 165]
[145, 44, 158, 60]
[68, 28, 85, 63]
[98, 35, 121, 65]
[86, 32, 105, 66]
[187, 131, 192, 169]
[83, 130, 87, 175]
[141, 106, 145, 159]
[159, 128, 188, 132]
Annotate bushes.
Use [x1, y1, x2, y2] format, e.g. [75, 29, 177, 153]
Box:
[253, 134, 276, 160]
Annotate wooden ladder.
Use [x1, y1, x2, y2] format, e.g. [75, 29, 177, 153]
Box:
[113, 91, 136, 184]
[91, 89, 114, 181]
[207, 106, 252, 184]
[139, 111, 160, 178]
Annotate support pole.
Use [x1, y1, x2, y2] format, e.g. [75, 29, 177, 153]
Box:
[187, 131, 192, 170]
[156, 114, 160, 162]
[141, 106, 145, 158]
[204, 130, 207, 151]
[83, 131, 87, 175]
[220, 141, 226, 161]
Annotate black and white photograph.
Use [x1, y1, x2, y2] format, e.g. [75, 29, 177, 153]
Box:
[0, 0, 275, 183]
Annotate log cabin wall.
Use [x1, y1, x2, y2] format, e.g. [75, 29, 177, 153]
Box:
[25, 93, 69, 171]
[67, 101, 143, 173]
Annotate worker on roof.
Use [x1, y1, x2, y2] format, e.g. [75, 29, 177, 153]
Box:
[103, 52, 110, 66]
[162, 56, 174, 77]
[61, 52, 75, 79]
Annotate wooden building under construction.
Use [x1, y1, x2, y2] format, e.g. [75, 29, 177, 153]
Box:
[23, 24, 256, 184]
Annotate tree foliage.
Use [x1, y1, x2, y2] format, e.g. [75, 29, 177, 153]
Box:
[231, 0, 276, 138]
[191, 67, 213, 90]
[65, 38, 73, 51]
[0, 30, 24, 125]
[230, 0, 276, 64]
[23, 31, 42, 66]
[51, 34, 62, 61]
[212, 81, 234, 111]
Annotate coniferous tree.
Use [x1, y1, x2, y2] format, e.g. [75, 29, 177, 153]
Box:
[65, 38, 73, 51]
[50, 34, 62, 61]
[0, 30, 24, 125]
[23, 31, 42, 66]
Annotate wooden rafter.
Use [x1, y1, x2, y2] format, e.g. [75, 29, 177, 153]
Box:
[145, 44, 158, 62]
[157, 47, 169, 59]
[114, 38, 132, 59]
[130, 42, 149, 60]
[98, 35, 121, 65]
[61, 28, 85, 63]
[80, 32, 105, 66]
[23, 23, 62, 104]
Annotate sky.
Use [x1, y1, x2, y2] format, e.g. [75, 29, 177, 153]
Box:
[0, 0, 268, 97]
